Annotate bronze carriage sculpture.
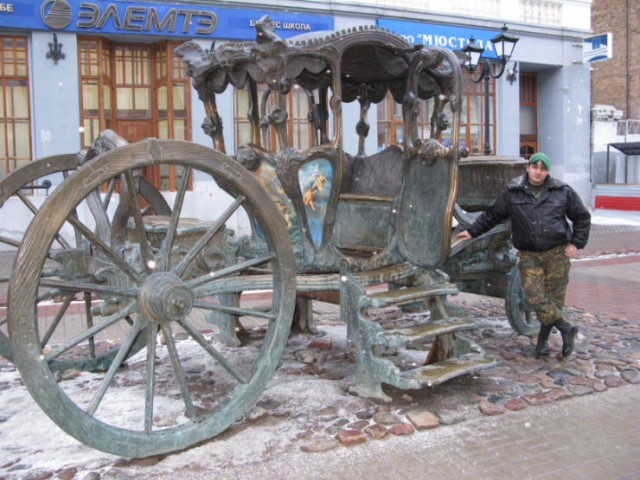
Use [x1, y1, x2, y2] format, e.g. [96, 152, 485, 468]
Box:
[6, 19, 535, 457]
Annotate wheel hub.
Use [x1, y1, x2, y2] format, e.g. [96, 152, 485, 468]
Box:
[138, 272, 193, 324]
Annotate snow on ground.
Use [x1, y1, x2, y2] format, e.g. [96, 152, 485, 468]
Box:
[590, 208, 640, 226]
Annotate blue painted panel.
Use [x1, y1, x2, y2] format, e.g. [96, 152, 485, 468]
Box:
[378, 19, 500, 59]
[1, 0, 334, 40]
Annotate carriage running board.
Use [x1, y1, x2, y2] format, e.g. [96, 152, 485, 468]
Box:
[379, 317, 477, 348]
[363, 284, 459, 308]
[396, 354, 496, 389]
[340, 264, 495, 402]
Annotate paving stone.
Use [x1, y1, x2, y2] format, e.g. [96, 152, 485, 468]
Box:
[301, 436, 340, 453]
[335, 429, 368, 446]
[523, 392, 552, 405]
[568, 385, 594, 396]
[504, 397, 528, 411]
[604, 375, 625, 388]
[478, 400, 505, 416]
[547, 388, 573, 401]
[372, 411, 400, 425]
[347, 420, 370, 430]
[388, 422, 415, 436]
[364, 424, 388, 440]
[308, 338, 332, 350]
[436, 409, 467, 426]
[406, 410, 439, 430]
[620, 369, 640, 384]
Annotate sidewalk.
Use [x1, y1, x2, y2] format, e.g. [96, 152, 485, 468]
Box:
[1, 208, 639, 480]
[174, 208, 640, 480]
[192, 384, 640, 480]
[565, 208, 640, 320]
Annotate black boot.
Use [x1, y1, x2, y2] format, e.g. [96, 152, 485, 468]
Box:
[535, 323, 553, 358]
[554, 318, 578, 358]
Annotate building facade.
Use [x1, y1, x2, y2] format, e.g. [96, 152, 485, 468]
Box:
[590, 0, 640, 210]
[0, 0, 593, 207]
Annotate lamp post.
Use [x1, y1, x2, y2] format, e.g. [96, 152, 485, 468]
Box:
[462, 24, 519, 155]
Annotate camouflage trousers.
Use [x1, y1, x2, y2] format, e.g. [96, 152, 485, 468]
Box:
[517, 244, 571, 326]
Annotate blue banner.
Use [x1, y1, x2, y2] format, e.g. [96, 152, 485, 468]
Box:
[0, 0, 334, 40]
[378, 19, 499, 58]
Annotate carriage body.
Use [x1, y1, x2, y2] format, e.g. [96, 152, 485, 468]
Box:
[4, 19, 532, 458]
[177, 17, 464, 275]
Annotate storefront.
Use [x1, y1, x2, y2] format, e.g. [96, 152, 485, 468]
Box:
[0, 0, 592, 203]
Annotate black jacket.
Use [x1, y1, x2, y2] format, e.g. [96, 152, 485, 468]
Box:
[468, 173, 591, 252]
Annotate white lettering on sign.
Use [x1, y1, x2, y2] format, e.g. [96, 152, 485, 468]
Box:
[77, 3, 218, 35]
[0, 3, 15, 12]
[249, 18, 311, 31]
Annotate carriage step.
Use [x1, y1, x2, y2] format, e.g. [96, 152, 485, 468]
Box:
[380, 317, 477, 348]
[364, 284, 458, 308]
[398, 355, 496, 388]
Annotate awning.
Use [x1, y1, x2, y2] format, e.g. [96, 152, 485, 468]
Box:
[609, 142, 640, 156]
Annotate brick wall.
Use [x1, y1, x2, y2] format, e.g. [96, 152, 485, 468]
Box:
[591, 0, 640, 120]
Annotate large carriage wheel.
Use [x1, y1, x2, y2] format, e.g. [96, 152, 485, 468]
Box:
[0, 155, 170, 368]
[504, 264, 541, 336]
[8, 139, 296, 457]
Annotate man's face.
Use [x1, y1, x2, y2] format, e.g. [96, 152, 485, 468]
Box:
[527, 161, 549, 186]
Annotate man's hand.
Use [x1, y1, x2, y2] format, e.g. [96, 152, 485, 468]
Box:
[455, 230, 473, 241]
[565, 244, 579, 258]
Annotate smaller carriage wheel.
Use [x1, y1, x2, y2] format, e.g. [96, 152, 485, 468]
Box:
[8, 139, 296, 457]
[0, 155, 170, 368]
[504, 264, 541, 336]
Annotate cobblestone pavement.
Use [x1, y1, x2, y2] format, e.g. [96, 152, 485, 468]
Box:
[0, 213, 639, 479]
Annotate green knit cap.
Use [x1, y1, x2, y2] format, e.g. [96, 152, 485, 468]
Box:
[529, 152, 551, 170]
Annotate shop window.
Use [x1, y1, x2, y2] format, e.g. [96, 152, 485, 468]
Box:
[235, 84, 312, 152]
[460, 69, 495, 155]
[376, 68, 495, 155]
[377, 93, 436, 148]
[0, 36, 31, 176]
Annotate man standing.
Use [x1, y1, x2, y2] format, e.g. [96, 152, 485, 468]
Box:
[455, 153, 591, 358]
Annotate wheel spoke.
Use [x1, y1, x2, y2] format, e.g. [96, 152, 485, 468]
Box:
[144, 323, 160, 433]
[16, 190, 72, 250]
[84, 292, 96, 358]
[45, 302, 137, 362]
[124, 171, 154, 268]
[193, 299, 275, 321]
[64, 215, 143, 284]
[39, 278, 137, 298]
[0, 235, 21, 249]
[173, 195, 245, 278]
[87, 316, 146, 416]
[186, 253, 274, 290]
[178, 317, 248, 384]
[40, 294, 74, 347]
[156, 165, 191, 271]
[36, 288, 62, 303]
[102, 178, 116, 210]
[161, 323, 197, 419]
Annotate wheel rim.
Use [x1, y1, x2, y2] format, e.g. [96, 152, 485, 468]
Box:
[0, 156, 170, 368]
[505, 265, 540, 336]
[8, 139, 296, 457]
[0, 155, 78, 363]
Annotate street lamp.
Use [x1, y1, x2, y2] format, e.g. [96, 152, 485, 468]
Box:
[462, 24, 519, 155]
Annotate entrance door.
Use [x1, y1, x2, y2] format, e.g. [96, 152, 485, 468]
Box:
[112, 44, 162, 185]
[519, 72, 538, 160]
[113, 45, 154, 144]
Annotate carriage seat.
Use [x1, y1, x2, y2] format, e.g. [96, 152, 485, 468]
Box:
[335, 146, 404, 254]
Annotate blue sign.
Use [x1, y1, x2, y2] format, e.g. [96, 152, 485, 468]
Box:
[0, 0, 334, 40]
[378, 19, 500, 58]
[583, 33, 612, 63]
